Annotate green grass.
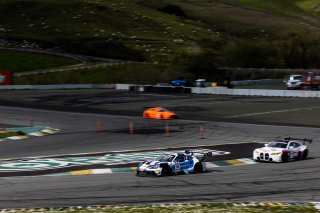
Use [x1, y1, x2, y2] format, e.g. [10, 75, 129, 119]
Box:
[1, 0, 320, 82]
[5, 203, 318, 213]
[226, 0, 305, 14]
[0, 128, 25, 138]
[0, 50, 80, 72]
[296, 0, 320, 11]
[1, 0, 320, 64]
[14, 63, 169, 85]
[0, 0, 213, 62]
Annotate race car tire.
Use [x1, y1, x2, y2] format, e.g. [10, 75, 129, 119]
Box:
[302, 149, 308, 160]
[281, 153, 288, 162]
[161, 165, 172, 176]
[194, 163, 203, 174]
[295, 151, 303, 161]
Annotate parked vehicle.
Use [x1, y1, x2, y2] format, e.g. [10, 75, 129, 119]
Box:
[285, 72, 320, 90]
[171, 79, 188, 86]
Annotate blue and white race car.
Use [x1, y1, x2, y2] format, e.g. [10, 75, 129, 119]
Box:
[136, 150, 212, 176]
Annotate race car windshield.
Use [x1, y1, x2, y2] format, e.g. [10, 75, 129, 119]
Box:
[158, 108, 169, 112]
[155, 154, 175, 162]
[267, 142, 287, 148]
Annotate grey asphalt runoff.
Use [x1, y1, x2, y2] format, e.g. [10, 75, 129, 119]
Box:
[0, 90, 319, 208]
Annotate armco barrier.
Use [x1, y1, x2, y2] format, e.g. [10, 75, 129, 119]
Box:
[191, 87, 320, 98]
[1, 84, 319, 98]
[0, 84, 115, 90]
[123, 84, 192, 94]
[115, 84, 133, 90]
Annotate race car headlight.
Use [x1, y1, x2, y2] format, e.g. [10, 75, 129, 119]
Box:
[254, 150, 259, 154]
[271, 152, 281, 156]
[151, 163, 160, 169]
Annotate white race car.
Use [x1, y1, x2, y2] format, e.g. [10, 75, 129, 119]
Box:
[253, 138, 312, 162]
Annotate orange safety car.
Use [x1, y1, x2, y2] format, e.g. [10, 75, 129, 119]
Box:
[143, 107, 178, 120]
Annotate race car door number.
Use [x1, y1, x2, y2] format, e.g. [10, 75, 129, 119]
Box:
[175, 162, 180, 170]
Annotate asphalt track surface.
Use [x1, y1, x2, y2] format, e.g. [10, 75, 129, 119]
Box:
[0, 90, 319, 208]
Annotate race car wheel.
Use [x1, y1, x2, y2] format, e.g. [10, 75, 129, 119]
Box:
[161, 165, 171, 176]
[302, 149, 308, 160]
[194, 163, 203, 174]
[295, 151, 303, 161]
[281, 153, 288, 163]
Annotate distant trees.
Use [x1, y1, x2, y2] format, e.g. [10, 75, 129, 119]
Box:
[165, 30, 320, 82]
[157, 4, 186, 17]
[167, 50, 224, 81]
[221, 31, 320, 69]
[222, 40, 283, 68]
[276, 31, 320, 69]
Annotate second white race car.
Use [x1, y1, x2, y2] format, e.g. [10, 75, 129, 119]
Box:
[253, 137, 312, 163]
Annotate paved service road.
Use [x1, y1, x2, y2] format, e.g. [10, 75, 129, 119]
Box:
[0, 90, 319, 208]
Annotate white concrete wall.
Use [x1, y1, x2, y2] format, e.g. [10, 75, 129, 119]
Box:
[191, 87, 320, 98]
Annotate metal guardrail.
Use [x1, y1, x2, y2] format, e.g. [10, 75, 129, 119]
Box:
[1, 83, 319, 98]
[116, 84, 320, 98]
[0, 84, 115, 90]
[231, 79, 283, 86]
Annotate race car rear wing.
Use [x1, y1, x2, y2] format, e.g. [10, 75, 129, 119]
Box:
[185, 149, 213, 161]
[284, 137, 313, 145]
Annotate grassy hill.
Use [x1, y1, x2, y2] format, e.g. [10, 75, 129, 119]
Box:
[0, 50, 80, 72]
[1, 0, 320, 84]
[1, 0, 319, 61]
